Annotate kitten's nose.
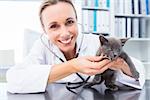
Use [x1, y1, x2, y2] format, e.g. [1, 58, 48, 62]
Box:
[114, 54, 118, 58]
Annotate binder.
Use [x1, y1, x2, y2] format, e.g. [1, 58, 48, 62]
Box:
[97, 0, 110, 9]
[132, 0, 140, 38]
[88, 10, 94, 32]
[93, 0, 99, 33]
[87, 0, 93, 7]
[82, 10, 89, 32]
[82, 0, 88, 6]
[118, 0, 124, 14]
[132, 18, 140, 38]
[102, 11, 110, 34]
[139, 0, 147, 38]
[114, 0, 120, 14]
[98, 0, 102, 9]
[120, 18, 126, 38]
[126, 18, 132, 38]
[115, 18, 119, 37]
[140, 0, 146, 15]
[146, 0, 149, 15]
[124, 0, 132, 38]
[93, 10, 97, 32]
[133, 0, 139, 14]
[97, 10, 101, 33]
[138, 0, 141, 14]
[124, 0, 132, 14]
[139, 19, 146, 38]
[114, 0, 125, 37]
[106, 0, 110, 8]
[97, 11, 110, 34]
[149, 0, 150, 14]
[146, 20, 150, 38]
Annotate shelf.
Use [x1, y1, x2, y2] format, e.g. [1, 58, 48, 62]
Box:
[143, 62, 150, 65]
[83, 31, 109, 36]
[82, 6, 109, 11]
[129, 38, 150, 41]
[115, 14, 150, 19]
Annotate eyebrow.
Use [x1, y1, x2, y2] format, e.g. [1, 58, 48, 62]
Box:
[66, 17, 74, 21]
[48, 17, 75, 26]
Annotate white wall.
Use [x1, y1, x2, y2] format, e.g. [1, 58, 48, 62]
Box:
[0, 1, 42, 63]
[0, 1, 82, 64]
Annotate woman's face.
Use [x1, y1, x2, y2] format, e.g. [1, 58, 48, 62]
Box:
[41, 2, 78, 53]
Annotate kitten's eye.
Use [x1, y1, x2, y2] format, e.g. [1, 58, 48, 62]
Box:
[65, 20, 75, 26]
[107, 48, 112, 51]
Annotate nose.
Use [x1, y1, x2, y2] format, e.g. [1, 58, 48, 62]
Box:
[114, 54, 117, 57]
[60, 25, 70, 37]
[113, 54, 118, 59]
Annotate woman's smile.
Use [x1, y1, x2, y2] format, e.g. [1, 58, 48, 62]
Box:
[58, 36, 73, 45]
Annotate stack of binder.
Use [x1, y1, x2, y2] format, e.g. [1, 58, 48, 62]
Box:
[82, 0, 110, 35]
[114, 0, 150, 38]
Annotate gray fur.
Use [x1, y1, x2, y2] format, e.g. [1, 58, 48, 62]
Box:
[84, 35, 139, 91]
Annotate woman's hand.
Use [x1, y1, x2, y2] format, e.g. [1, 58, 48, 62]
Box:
[108, 58, 133, 77]
[68, 55, 111, 76]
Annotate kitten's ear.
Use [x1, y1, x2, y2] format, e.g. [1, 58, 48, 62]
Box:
[99, 35, 109, 45]
[120, 38, 130, 46]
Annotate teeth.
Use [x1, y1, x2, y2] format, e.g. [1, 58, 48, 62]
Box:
[60, 38, 71, 44]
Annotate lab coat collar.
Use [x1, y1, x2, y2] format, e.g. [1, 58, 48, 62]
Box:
[76, 32, 87, 56]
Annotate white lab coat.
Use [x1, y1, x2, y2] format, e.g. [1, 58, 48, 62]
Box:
[6, 33, 145, 93]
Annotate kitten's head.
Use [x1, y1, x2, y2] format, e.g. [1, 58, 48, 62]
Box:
[99, 35, 129, 60]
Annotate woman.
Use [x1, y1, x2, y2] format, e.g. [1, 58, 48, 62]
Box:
[6, 0, 145, 93]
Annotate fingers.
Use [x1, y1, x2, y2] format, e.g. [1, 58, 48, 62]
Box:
[85, 55, 105, 62]
[97, 64, 110, 73]
[85, 62, 111, 75]
[87, 59, 111, 70]
[96, 59, 111, 68]
[112, 58, 125, 66]
[84, 69, 102, 76]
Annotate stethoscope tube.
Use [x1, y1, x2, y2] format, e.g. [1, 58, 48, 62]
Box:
[40, 32, 91, 94]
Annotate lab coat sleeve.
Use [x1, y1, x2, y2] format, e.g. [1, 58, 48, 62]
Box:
[116, 57, 145, 89]
[6, 39, 51, 93]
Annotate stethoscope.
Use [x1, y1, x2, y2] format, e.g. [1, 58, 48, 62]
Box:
[40, 27, 91, 94]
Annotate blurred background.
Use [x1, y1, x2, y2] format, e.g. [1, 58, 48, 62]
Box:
[0, 0, 82, 82]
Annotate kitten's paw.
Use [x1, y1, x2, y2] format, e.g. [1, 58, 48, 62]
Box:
[107, 85, 118, 91]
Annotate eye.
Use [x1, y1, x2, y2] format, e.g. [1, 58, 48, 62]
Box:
[49, 24, 59, 30]
[107, 48, 112, 51]
[65, 20, 75, 26]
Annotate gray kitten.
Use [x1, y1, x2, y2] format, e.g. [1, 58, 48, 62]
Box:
[84, 35, 139, 91]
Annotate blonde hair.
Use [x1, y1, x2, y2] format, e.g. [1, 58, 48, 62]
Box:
[39, 0, 77, 27]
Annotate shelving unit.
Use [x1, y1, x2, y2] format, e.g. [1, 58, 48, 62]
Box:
[111, 0, 150, 79]
[115, 14, 150, 18]
[81, 0, 150, 79]
[81, 0, 111, 36]
[82, 6, 109, 11]
[82, 0, 150, 79]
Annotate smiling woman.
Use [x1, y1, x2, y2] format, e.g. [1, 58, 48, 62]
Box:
[40, 1, 78, 60]
[6, 0, 145, 94]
